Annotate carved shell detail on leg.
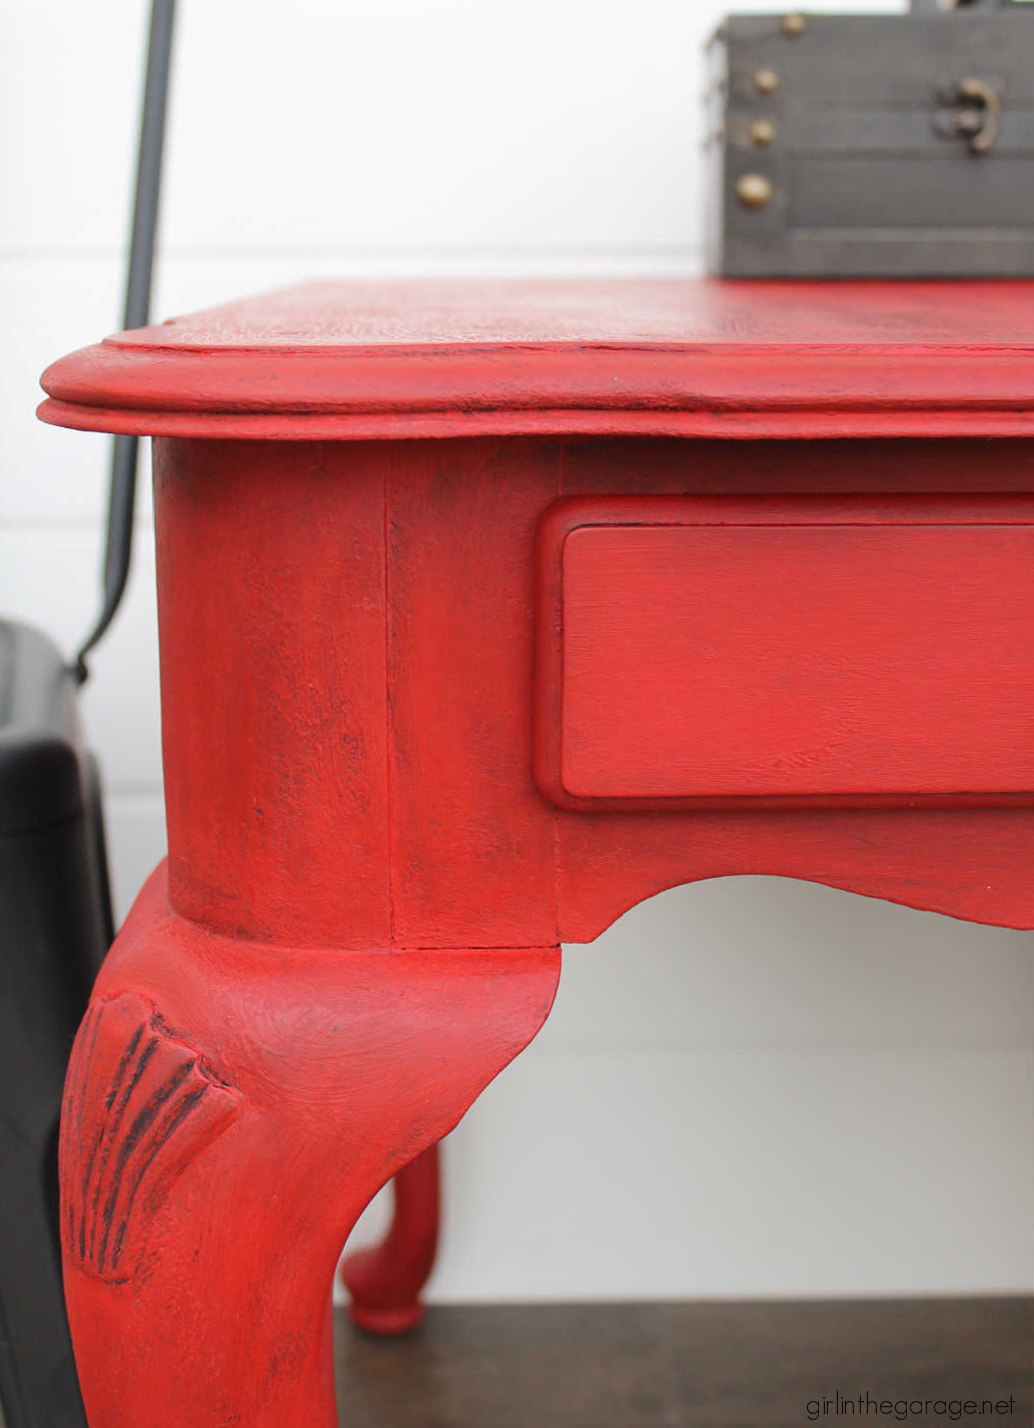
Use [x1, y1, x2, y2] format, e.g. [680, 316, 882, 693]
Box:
[60, 990, 242, 1284]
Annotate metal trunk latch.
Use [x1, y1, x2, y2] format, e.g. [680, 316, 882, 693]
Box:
[935, 76, 1003, 153]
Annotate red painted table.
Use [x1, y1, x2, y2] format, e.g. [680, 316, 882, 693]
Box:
[40, 280, 1034, 1428]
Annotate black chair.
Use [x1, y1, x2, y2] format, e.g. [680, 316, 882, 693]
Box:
[0, 625, 109, 1428]
[0, 7, 175, 1425]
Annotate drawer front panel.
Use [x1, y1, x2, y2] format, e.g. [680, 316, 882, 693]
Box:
[534, 497, 1034, 808]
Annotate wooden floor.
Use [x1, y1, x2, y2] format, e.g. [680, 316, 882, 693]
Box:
[335, 1297, 1032, 1428]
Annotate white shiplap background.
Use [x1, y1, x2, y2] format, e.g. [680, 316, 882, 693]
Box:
[2, 0, 1032, 1302]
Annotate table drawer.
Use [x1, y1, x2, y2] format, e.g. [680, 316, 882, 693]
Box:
[534, 496, 1034, 809]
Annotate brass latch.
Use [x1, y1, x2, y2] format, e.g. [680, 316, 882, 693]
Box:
[935, 77, 1002, 154]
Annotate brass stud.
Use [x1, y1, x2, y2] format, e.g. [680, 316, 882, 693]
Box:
[782, 13, 806, 37]
[749, 118, 777, 146]
[754, 68, 780, 95]
[736, 174, 774, 209]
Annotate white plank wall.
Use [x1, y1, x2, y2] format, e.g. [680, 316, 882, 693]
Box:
[2, 0, 1032, 1302]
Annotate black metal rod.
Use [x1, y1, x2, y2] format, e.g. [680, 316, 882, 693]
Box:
[74, 0, 177, 683]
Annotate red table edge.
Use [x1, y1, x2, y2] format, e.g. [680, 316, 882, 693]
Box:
[37, 341, 1034, 441]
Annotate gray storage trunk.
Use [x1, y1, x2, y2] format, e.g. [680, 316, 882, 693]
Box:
[707, 0, 1034, 277]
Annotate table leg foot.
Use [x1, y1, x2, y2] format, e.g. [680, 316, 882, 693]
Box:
[341, 1140, 440, 1334]
[58, 869, 559, 1428]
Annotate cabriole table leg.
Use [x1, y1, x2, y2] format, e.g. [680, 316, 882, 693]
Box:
[341, 1140, 441, 1335]
[59, 868, 559, 1428]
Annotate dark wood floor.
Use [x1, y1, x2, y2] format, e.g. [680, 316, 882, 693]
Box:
[335, 1297, 1032, 1428]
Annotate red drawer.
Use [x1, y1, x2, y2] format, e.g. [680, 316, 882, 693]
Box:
[534, 496, 1034, 809]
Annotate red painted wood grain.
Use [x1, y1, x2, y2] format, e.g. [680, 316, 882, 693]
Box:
[37, 279, 1034, 440]
[340, 1142, 440, 1335]
[553, 511, 1034, 804]
[147, 434, 1034, 945]
[154, 438, 392, 946]
[385, 440, 559, 948]
[61, 869, 559, 1428]
[39, 280, 1034, 1428]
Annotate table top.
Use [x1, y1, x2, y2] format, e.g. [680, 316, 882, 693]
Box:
[38, 278, 1034, 441]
